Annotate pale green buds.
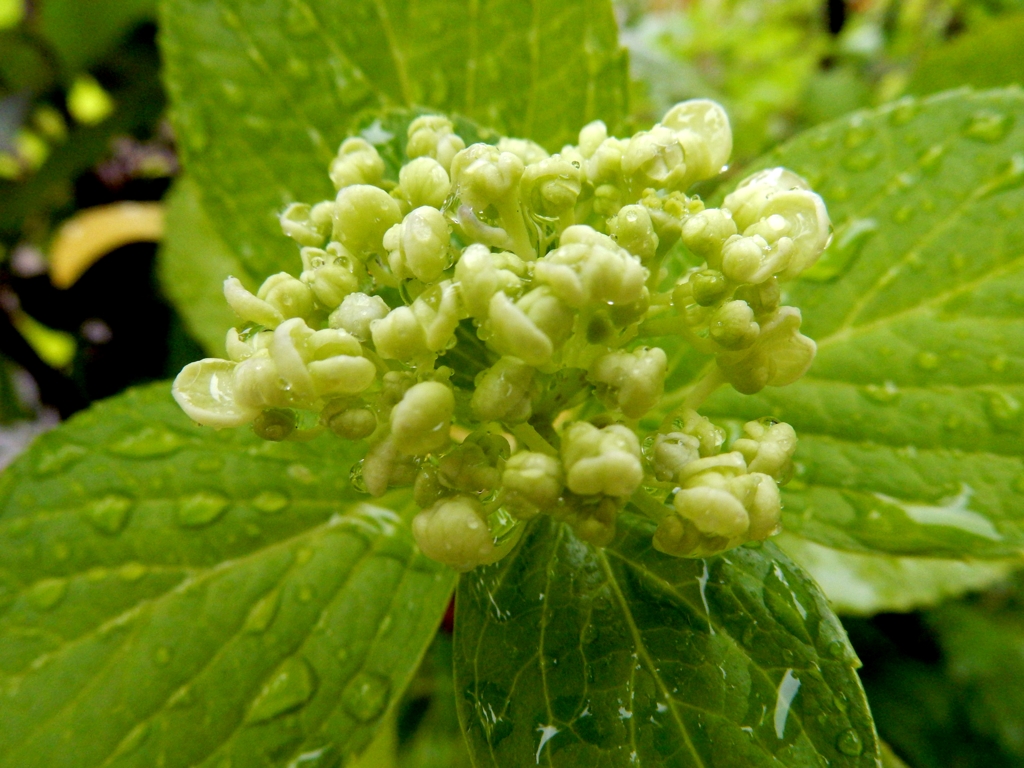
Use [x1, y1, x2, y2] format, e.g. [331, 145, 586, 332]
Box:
[384, 206, 451, 283]
[173, 359, 260, 428]
[390, 381, 454, 455]
[280, 202, 330, 247]
[412, 496, 494, 572]
[406, 115, 466, 172]
[502, 451, 563, 519]
[333, 184, 403, 258]
[608, 205, 659, 263]
[398, 157, 451, 209]
[176, 100, 826, 571]
[329, 137, 385, 190]
[589, 347, 668, 418]
[471, 357, 534, 423]
[535, 225, 647, 308]
[561, 422, 643, 497]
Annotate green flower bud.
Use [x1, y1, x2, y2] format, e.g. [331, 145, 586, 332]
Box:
[406, 115, 466, 171]
[224, 276, 285, 328]
[280, 203, 330, 247]
[589, 347, 667, 418]
[659, 105, 731, 186]
[723, 167, 809, 226]
[487, 287, 573, 367]
[413, 464, 444, 508]
[716, 306, 815, 394]
[329, 137, 385, 190]
[409, 281, 461, 352]
[330, 292, 390, 341]
[679, 451, 748, 485]
[650, 432, 701, 482]
[586, 137, 626, 187]
[225, 327, 271, 362]
[454, 244, 525, 319]
[299, 246, 359, 309]
[622, 126, 693, 194]
[572, 496, 620, 547]
[497, 136, 550, 165]
[652, 514, 703, 557]
[734, 277, 781, 316]
[258, 273, 316, 321]
[733, 472, 782, 540]
[390, 381, 455, 455]
[592, 183, 623, 217]
[470, 356, 534, 423]
[681, 208, 737, 261]
[688, 269, 728, 306]
[674, 409, 725, 457]
[398, 156, 451, 209]
[438, 441, 501, 493]
[710, 300, 759, 350]
[253, 408, 296, 441]
[333, 184, 403, 258]
[520, 155, 583, 222]
[732, 418, 797, 482]
[232, 352, 289, 410]
[578, 120, 608, 159]
[412, 495, 494, 571]
[322, 399, 377, 440]
[386, 206, 451, 283]
[362, 436, 420, 497]
[672, 485, 750, 538]
[561, 422, 643, 497]
[371, 306, 429, 362]
[502, 451, 563, 517]
[608, 204, 659, 263]
[268, 317, 317, 402]
[173, 358, 259, 428]
[535, 225, 647, 308]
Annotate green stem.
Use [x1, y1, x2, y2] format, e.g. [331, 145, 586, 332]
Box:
[511, 423, 558, 456]
[630, 487, 672, 522]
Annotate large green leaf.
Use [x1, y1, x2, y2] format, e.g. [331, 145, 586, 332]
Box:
[0, 383, 456, 768]
[36, 0, 155, 74]
[454, 516, 879, 767]
[775, 533, 1016, 616]
[158, 0, 628, 280]
[689, 89, 1024, 559]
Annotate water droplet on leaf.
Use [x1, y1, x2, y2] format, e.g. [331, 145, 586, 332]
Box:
[253, 491, 289, 514]
[118, 562, 148, 582]
[836, 728, 864, 756]
[29, 578, 67, 610]
[154, 646, 172, 666]
[86, 494, 133, 535]
[246, 655, 318, 724]
[802, 218, 878, 282]
[915, 352, 939, 371]
[986, 391, 1022, 431]
[109, 427, 189, 458]
[341, 672, 390, 723]
[863, 381, 900, 404]
[193, 456, 225, 473]
[177, 492, 231, 528]
[35, 444, 87, 476]
[245, 590, 281, 634]
[964, 110, 1013, 143]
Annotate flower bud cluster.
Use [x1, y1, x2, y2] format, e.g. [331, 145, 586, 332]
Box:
[173, 101, 830, 570]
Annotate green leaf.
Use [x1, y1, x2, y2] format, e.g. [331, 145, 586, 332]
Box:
[454, 515, 880, 767]
[907, 14, 1024, 97]
[0, 382, 456, 768]
[158, 176, 257, 356]
[158, 0, 628, 280]
[776, 532, 1017, 616]
[695, 89, 1024, 559]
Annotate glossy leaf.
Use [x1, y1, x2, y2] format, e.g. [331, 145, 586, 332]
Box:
[775, 533, 1016, 616]
[36, 0, 155, 73]
[691, 89, 1024, 559]
[454, 515, 879, 767]
[0, 382, 456, 768]
[157, 177, 256, 356]
[158, 0, 628, 280]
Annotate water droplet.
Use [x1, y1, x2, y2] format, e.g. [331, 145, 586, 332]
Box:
[890, 97, 919, 125]
[246, 655, 318, 724]
[245, 590, 281, 633]
[193, 456, 225, 473]
[86, 494, 133, 535]
[168, 685, 195, 709]
[863, 381, 900, 404]
[945, 414, 963, 430]
[842, 149, 881, 172]
[289, 744, 342, 768]
[986, 391, 1022, 431]
[118, 562, 148, 582]
[253, 491, 290, 514]
[35, 444, 87, 476]
[985, 153, 1024, 197]
[844, 121, 874, 149]
[285, 0, 318, 34]
[802, 218, 878, 282]
[341, 672, 390, 723]
[109, 427, 189, 458]
[825, 639, 846, 659]
[221, 80, 244, 105]
[836, 728, 864, 756]
[177, 492, 231, 528]
[29, 578, 67, 610]
[154, 646, 172, 666]
[918, 143, 945, 174]
[915, 352, 939, 371]
[348, 461, 368, 493]
[964, 110, 1013, 143]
